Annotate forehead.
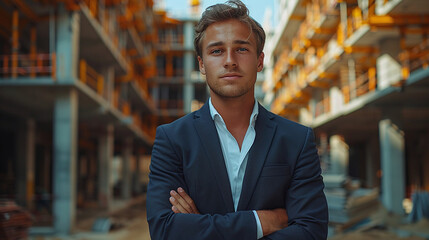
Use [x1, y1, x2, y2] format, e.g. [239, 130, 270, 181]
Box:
[202, 19, 255, 46]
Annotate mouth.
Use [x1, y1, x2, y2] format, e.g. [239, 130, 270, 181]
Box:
[220, 73, 242, 80]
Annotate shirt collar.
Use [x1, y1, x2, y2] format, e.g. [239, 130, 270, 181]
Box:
[209, 97, 259, 127]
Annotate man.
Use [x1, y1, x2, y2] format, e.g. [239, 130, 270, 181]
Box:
[146, 1, 328, 239]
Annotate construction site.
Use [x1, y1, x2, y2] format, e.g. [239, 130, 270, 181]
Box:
[0, 0, 428, 239]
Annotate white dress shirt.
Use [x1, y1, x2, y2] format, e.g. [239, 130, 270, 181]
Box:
[209, 98, 263, 239]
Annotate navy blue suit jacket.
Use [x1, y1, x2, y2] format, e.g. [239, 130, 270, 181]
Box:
[147, 102, 328, 239]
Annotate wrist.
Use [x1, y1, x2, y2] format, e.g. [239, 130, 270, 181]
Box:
[256, 210, 271, 236]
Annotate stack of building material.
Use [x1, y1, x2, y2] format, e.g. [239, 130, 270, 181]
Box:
[324, 174, 379, 226]
[0, 201, 33, 240]
[407, 191, 429, 223]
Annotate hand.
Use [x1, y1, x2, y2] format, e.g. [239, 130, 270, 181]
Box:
[169, 187, 200, 214]
[256, 208, 288, 236]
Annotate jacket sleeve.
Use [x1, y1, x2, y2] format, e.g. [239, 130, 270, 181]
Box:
[264, 127, 328, 240]
[146, 125, 257, 240]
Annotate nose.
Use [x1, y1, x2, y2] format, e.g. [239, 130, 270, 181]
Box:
[224, 49, 237, 69]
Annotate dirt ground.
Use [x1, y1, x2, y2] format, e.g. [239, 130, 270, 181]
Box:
[29, 199, 150, 240]
[330, 229, 426, 240]
[329, 206, 429, 240]
[28, 199, 429, 240]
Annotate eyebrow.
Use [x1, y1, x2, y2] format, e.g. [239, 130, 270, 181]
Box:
[206, 40, 251, 50]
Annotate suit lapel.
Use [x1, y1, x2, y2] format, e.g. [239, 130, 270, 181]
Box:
[237, 104, 277, 211]
[193, 103, 235, 212]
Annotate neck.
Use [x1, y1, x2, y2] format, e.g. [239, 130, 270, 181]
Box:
[211, 94, 255, 129]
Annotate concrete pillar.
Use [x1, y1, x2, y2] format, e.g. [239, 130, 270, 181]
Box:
[41, 147, 51, 194]
[133, 151, 141, 194]
[56, 4, 80, 83]
[377, 37, 402, 90]
[53, 89, 78, 234]
[183, 21, 195, 113]
[25, 119, 36, 209]
[348, 58, 357, 100]
[379, 119, 405, 215]
[329, 135, 349, 175]
[365, 136, 379, 188]
[52, 5, 80, 234]
[329, 86, 344, 114]
[16, 119, 36, 209]
[318, 133, 329, 173]
[106, 67, 115, 105]
[340, 2, 348, 44]
[121, 137, 132, 199]
[98, 124, 114, 209]
[423, 138, 429, 191]
[151, 85, 159, 108]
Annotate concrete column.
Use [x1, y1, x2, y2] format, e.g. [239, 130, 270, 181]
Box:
[41, 147, 51, 195]
[98, 124, 114, 209]
[106, 67, 115, 105]
[348, 58, 357, 100]
[329, 86, 344, 114]
[318, 133, 329, 173]
[133, 151, 141, 194]
[16, 119, 36, 209]
[423, 138, 429, 190]
[183, 21, 195, 113]
[340, 2, 348, 43]
[56, 4, 80, 83]
[53, 89, 78, 234]
[329, 135, 349, 175]
[377, 37, 402, 90]
[365, 136, 379, 188]
[379, 119, 405, 215]
[151, 85, 159, 107]
[121, 137, 132, 199]
[25, 119, 36, 210]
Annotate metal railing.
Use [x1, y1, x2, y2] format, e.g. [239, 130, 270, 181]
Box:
[342, 68, 377, 103]
[399, 40, 429, 80]
[79, 59, 104, 95]
[315, 94, 330, 118]
[0, 53, 56, 79]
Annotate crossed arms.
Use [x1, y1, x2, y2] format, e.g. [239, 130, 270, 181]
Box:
[169, 187, 288, 237]
[146, 125, 328, 240]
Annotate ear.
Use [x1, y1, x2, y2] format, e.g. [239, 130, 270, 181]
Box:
[198, 56, 206, 75]
[257, 52, 264, 72]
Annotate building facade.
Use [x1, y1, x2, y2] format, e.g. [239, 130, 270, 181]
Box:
[0, 0, 157, 234]
[264, 0, 429, 229]
[151, 9, 208, 125]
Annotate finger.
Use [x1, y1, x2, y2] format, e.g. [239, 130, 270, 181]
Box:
[171, 190, 194, 213]
[171, 206, 180, 214]
[169, 196, 189, 213]
[177, 187, 199, 214]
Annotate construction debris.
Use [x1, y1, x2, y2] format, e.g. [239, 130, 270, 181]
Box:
[407, 191, 429, 223]
[0, 200, 33, 240]
[324, 174, 379, 235]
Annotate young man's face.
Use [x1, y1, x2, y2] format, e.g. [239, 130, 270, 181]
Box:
[198, 19, 264, 100]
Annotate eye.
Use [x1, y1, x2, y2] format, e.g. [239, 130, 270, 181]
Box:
[210, 49, 222, 55]
[237, 47, 248, 52]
